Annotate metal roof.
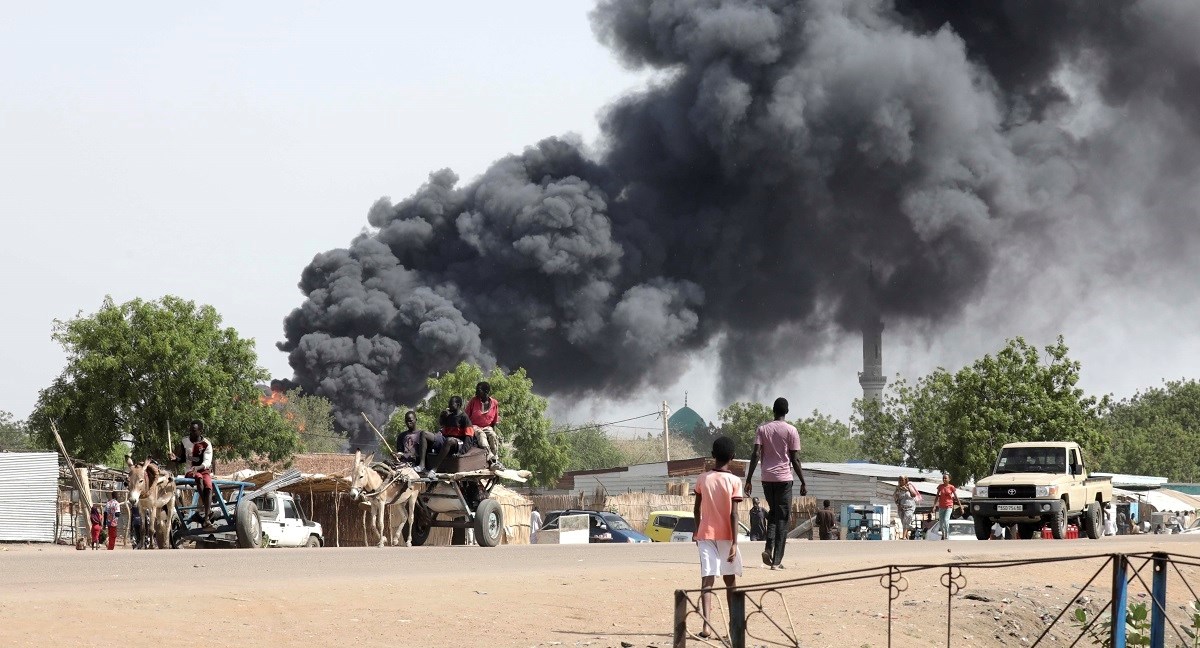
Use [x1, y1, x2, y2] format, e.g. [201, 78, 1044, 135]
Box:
[1091, 473, 1169, 489]
[803, 462, 942, 480]
[1113, 488, 1198, 512]
[0, 452, 58, 542]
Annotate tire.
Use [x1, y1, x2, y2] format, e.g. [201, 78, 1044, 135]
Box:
[1083, 502, 1102, 540]
[1049, 502, 1068, 539]
[234, 499, 263, 549]
[411, 510, 432, 547]
[974, 516, 991, 540]
[305, 535, 321, 548]
[473, 498, 503, 547]
[169, 518, 185, 549]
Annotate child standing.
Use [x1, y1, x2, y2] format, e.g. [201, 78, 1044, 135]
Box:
[693, 436, 743, 640]
[89, 504, 103, 550]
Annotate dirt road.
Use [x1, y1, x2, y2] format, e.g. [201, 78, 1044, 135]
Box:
[3, 535, 1198, 647]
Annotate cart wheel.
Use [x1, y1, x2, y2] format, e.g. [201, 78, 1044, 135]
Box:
[170, 518, 185, 549]
[410, 509, 432, 547]
[235, 499, 263, 549]
[474, 499, 503, 547]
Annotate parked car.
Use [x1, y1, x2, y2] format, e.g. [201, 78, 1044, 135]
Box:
[541, 510, 651, 543]
[645, 510, 751, 542]
[924, 518, 977, 541]
[206, 492, 323, 548]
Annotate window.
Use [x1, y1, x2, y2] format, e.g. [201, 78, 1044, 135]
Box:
[282, 500, 298, 520]
[995, 447, 1067, 473]
[673, 517, 696, 534]
[259, 497, 276, 513]
[655, 515, 678, 530]
[602, 515, 633, 531]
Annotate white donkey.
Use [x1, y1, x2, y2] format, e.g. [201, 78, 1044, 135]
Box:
[348, 451, 424, 547]
[125, 456, 177, 549]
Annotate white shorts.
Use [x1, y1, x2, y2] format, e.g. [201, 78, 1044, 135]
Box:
[697, 540, 743, 577]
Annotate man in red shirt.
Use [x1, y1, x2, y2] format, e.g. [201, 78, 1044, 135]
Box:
[466, 381, 503, 467]
[932, 473, 961, 540]
[424, 396, 474, 478]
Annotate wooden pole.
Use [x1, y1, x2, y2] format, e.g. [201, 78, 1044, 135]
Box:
[661, 401, 671, 462]
[334, 489, 340, 548]
[361, 413, 394, 455]
[49, 420, 92, 538]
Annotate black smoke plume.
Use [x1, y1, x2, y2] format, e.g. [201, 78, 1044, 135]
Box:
[280, 0, 1200, 445]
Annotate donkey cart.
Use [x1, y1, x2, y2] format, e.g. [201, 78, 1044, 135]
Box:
[170, 469, 302, 549]
[409, 460, 531, 548]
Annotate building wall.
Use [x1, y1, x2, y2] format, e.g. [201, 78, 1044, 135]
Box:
[0, 452, 59, 542]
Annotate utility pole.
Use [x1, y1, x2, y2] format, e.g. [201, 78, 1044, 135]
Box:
[661, 400, 671, 462]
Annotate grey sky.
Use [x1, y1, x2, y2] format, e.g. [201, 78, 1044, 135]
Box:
[3, 3, 1197, 433]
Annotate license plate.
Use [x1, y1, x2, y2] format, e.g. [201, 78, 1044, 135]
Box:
[996, 504, 1023, 512]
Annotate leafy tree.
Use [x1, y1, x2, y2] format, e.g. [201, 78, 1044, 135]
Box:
[793, 410, 860, 463]
[390, 362, 568, 488]
[262, 388, 344, 454]
[716, 401, 773, 459]
[1100, 380, 1200, 482]
[853, 337, 1107, 483]
[0, 411, 43, 451]
[556, 425, 626, 472]
[28, 296, 297, 464]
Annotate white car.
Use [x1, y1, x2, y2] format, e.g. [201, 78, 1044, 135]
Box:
[925, 519, 977, 541]
[205, 492, 323, 548]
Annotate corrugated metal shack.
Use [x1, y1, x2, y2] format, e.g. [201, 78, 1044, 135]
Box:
[0, 452, 58, 542]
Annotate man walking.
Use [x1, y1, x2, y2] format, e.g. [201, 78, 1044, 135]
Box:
[745, 397, 806, 570]
[748, 498, 766, 541]
[816, 500, 837, 540]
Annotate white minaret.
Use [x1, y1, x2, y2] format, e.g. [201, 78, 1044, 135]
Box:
[858, 265, 886, 402]
[858, 316, 886, 402]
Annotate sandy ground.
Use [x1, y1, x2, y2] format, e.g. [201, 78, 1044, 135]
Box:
[2, 535, 1199, 648]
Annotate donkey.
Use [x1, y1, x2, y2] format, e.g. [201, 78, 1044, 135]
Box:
[348, 451, 424, 547]
[126, 456, 177, 549]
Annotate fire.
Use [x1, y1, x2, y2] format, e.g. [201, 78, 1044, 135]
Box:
[259, 388, 288, 406]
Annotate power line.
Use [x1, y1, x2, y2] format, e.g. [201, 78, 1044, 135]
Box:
[552, 411, 662, 435]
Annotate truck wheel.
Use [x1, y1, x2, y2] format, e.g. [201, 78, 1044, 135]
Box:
[473, 498, 503, 547]
[1049, 504, 1068, 540]
[234, 499, 263, 549]
[305, 535, 321, 548]
[1083, 502, 1102, 540]
[974, 516, 991, 540]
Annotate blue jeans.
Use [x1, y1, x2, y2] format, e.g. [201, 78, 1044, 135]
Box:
[934, 507, 953, 539]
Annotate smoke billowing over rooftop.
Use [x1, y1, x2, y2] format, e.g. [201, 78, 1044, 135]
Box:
[280, 0, 1200, 445]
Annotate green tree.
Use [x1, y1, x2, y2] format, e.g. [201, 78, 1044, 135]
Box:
[853, 337, 1107, 483]
[556, 425, 626, 472]
[28, 296, 297, 464]
[264, 388, 344, 454]
[1100, 380, 1200, 482]
[716, 401, 773, 459]
[0, 411, 43, 451]
[793, 410, 860, 463]
[389, 362, 568, 488]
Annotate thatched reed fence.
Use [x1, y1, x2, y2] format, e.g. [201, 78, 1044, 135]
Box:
[529, 488, 817, 535]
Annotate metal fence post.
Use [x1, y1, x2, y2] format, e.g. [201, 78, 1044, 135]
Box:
[674, 590, 688, 648]
[1112, 554, 1128, 648]
[1150, 552, 1167, 648]
[729, 589, 746, 648]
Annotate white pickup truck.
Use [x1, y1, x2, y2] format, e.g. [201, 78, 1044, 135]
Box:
[202, 492, 323, 548]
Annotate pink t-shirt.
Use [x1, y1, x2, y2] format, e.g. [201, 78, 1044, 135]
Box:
[754, 420, 801, 482]
[694, 470, 744, 541]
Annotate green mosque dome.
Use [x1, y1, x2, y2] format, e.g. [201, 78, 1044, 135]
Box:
[668, 404, 707, 434]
